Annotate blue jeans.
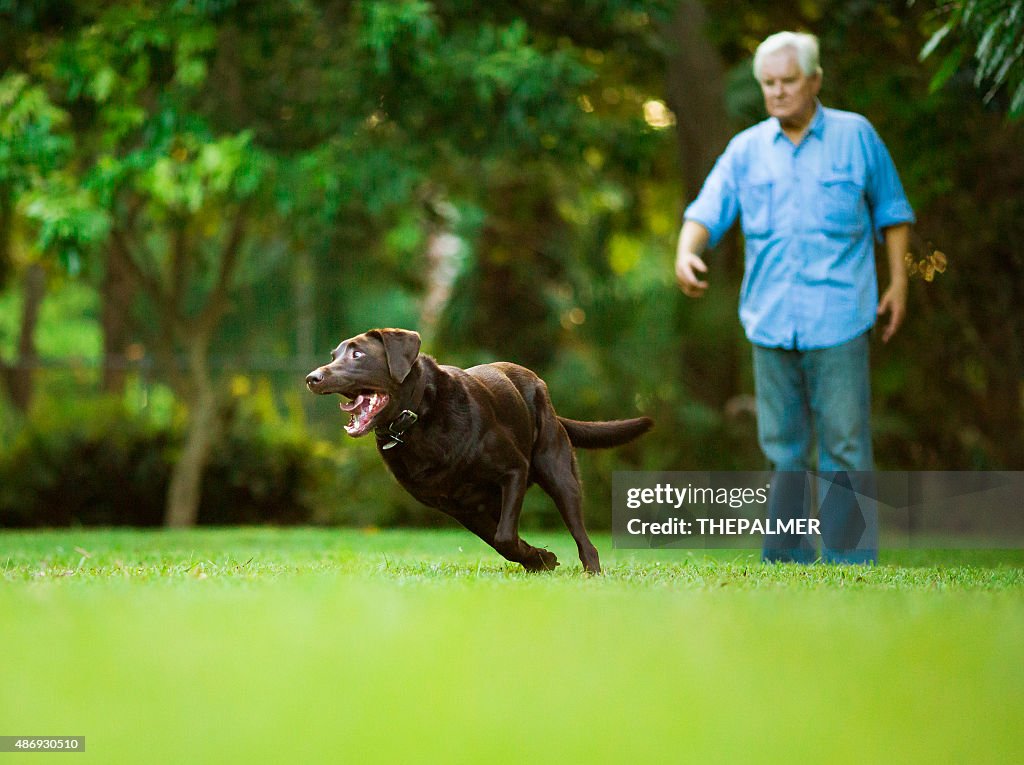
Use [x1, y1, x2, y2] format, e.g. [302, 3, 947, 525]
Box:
[752, 332, 878, 564]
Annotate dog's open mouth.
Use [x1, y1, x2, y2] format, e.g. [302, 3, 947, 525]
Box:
[340, 391, 390, 437]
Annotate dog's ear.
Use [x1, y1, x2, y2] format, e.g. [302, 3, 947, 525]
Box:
[372, 329, 421, 383]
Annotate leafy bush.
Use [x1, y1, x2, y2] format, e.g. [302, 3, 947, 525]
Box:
[0, 398, 170, 527]
[0, 394, 328, 528]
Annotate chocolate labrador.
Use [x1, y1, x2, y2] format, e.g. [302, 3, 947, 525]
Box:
[306, 328, 652, 573]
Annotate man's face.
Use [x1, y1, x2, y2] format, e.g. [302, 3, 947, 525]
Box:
[758, 48, 821, 127]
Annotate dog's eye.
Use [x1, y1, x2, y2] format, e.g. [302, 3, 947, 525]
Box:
[351, 349, 364, 359]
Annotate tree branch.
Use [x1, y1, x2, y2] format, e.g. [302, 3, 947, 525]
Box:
[194, 202, 249, 337]
[110, 224, 189, 394]
[111, 226, 165, 308]
[169, 215, 189, 310]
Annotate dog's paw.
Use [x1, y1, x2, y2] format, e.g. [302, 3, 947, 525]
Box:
[538, 549, 559, 571]
[523, 548, 559, 572]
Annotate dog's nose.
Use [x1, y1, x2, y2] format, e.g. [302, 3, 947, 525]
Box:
[306, 370, 324, 388]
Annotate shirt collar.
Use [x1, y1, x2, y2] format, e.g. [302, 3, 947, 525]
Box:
[770, 101, 826, 142]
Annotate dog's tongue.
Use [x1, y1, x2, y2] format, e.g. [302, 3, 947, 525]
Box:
[340, 394, 366, 413]
[341, 391, 390, 438]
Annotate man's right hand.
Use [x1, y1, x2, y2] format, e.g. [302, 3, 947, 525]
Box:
[675, 251, 709, 298]
[675, 220, 712, 298]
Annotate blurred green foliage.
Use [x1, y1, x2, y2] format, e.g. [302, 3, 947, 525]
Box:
[919, 0, 1024, 117]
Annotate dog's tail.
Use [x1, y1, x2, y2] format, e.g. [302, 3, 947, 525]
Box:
[558, 416, 653, 449]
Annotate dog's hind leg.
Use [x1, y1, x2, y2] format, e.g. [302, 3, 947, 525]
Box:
[494, 472, 560, 572]
[532, 422, 602, 574]
[452, 493, 558, 572]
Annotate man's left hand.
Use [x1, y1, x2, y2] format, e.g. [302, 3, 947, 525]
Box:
[876, 281, 907, 343]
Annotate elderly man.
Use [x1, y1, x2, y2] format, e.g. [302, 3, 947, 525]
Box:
[675, 31, 914, 564]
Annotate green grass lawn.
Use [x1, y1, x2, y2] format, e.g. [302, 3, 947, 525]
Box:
[2, 527, 1022, 764]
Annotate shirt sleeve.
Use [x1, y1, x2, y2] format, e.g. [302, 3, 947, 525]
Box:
[683, 142, 741, 249]
[863, 122, 915, 239]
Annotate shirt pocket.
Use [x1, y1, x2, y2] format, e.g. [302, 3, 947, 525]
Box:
[738, 179, 773, 237]
[818, 174, 867, 237]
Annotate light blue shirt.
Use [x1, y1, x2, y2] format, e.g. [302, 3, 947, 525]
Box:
[685, 104, 915, 350]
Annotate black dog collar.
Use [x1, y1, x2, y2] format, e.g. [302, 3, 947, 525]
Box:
[376, 409, 419, 450]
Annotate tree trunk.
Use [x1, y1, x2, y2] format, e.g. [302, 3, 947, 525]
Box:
[419, 197, 462, 345]
[662, 0, 745, 408]
[2, 263, 47, 412]
[101, 235, 136, 394]
[663, 0, 733, 200]
[164, 337, 221, 528]
[0, 191, 12, 289]
[111, 201, 248, 527]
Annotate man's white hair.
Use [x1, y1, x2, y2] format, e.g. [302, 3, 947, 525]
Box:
[753, 31, 822, 79]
